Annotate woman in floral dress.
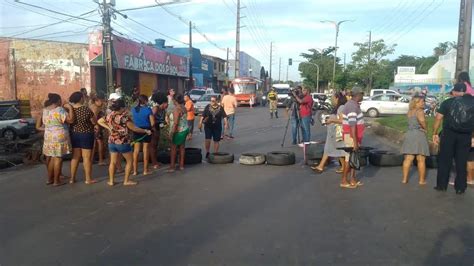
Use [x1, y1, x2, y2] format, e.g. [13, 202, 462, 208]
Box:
[98, 99, 151, 186]
[40, 93, 74, 186]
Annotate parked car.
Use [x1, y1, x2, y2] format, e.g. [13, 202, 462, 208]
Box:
[188, 88, 214, 102]
[360, 94, 410, 118]
[194, 93, 221, 114]
[0, 118, 36, 141]
[369, 89, 400, 97]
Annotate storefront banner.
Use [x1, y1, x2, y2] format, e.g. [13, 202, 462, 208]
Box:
[88, 32, 103, 66]
[113, 35, 188, 77]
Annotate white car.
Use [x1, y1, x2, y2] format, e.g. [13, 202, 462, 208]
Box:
[189, 88, 214, 102]
[360, 94, 410, 118]
[194, 93, 221, 114]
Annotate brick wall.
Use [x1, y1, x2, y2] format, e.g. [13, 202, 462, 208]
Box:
[0, 38, 90, 118]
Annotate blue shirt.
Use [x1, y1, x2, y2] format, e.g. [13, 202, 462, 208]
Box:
[132, 105, 153, 128]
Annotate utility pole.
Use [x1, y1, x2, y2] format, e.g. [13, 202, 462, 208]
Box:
[101, 0, 114, 95]
[368, 30, 372, 91]
[235, 0, 241, 78]
[269, 41, 273, 82]
[278, 57, 281, 82]
[286, 64, 289, 82]
[455, 0, 473, 78]
[189, 20, 193, 91]
[226, 47, 229, 79]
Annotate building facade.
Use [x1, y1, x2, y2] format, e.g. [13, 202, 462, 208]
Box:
[203, 54, 227, 91]
[89, 33, 189, 96]
[0, 38, 89, 117]
[154, 39, 214, 89]
[393, 48, 474, 93]
[228, 51, 261, 80]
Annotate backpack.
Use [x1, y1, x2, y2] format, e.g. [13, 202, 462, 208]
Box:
[446, 95, 474, 133]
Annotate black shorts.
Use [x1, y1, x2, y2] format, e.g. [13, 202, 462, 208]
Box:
[204, 125, 222, 142]
[187, 119, 194, 134]
[133, 128, 152, 143]
[71, 132, 94, 150]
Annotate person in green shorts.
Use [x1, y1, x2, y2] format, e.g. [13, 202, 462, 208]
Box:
[167, 93, 189, 172]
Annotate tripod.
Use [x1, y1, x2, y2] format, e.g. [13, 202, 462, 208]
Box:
[281, 102, 301, 147]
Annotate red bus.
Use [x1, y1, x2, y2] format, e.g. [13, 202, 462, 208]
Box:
[231, 77, 262, 106]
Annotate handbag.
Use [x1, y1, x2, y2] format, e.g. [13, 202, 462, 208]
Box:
[335, 124, 343, 142]
[349, 151, 361, 170]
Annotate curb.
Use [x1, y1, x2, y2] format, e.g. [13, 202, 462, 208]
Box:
[369, 121, 438, 155]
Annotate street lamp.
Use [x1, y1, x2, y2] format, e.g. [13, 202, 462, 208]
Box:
[321, 20, 353, 90]
[296, 60, 320, 93]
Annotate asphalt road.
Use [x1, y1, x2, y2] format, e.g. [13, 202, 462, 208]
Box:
[0, 106, 473, 266]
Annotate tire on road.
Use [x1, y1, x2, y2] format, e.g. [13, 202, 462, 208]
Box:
[239, 153, 266, 165]
[369, 151, 404, 167]
[2, 129, 16, 141]
[305, 143, 324, 160]
[157, 150, 171, 164]
[185, 147, 202, 155]
[208, 152, 234, 164]
[266, 151, 296, 166]
[184, 152, 202, 165]
[426, 155, 438, 169]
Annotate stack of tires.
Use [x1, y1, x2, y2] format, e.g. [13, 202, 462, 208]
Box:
[157, 147, 203, 165]
[368, 150, 404, 167]
[305, 143, 324, 166]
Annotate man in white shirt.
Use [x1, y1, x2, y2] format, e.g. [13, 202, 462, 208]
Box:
[221, 87, 238, 138]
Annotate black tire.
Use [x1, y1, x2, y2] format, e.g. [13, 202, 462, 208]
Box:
[185, 147, 202, 155]
[19, 134, 29, 140]
[267, 151, 296, 166]
[369, 151, 404, 167]
[359, 155, 368, 167]
[157, 151, 171, 164]
[184, 152, 202, 165]
[426, 155, 438, 169]
[367, 108, 379, 118]
[2, 129, 16, 141]
[208, 152, 234, 164]
[62, 153, 72, 161]
[305, 143, 324, 160]
[239, 153, 266, 165]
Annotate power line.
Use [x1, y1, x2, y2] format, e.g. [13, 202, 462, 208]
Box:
[1, 1, 99, 38]
[11, 0, 100, 24]
[387, 0, 445, 45]
[383, 0, 437, 42]
[371, 0, 408, 34]
[154, 0, 226, 51]
[122, 15, 188, 45]
[377, 0, 431, 41]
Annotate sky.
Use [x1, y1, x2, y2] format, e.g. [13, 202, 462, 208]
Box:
[0, 0, 459, 81]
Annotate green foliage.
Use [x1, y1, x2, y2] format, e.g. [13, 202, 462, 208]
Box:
[299, 47, 342, 90]
[378, 115, 436, 139]
[299, 40, 455, 91]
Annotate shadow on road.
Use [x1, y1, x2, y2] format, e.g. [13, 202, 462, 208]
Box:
[423, 224, 474, 266]
[96, 171, 312, 265]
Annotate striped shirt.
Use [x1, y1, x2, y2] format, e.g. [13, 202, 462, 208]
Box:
[342, 99, 365, 143]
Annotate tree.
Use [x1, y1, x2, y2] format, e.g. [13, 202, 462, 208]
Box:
[351, 39, 396, 89]
[433, 41, 456, 57]
[299, 47, 341, 91]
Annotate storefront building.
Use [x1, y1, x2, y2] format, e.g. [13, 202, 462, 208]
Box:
[89, 33, 189, 97]
[203, 55, 227, 91]
[154, 39, 214, 89]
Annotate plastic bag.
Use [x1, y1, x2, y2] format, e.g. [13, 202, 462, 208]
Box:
[349, 151, 361, 170]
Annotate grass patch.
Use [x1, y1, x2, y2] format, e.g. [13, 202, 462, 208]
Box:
[377, 115, 436, 138]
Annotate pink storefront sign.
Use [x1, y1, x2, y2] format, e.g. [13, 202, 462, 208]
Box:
[112, 35, 188, 77]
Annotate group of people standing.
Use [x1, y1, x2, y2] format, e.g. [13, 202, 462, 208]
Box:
[309, 72, 474, 192]
[37, 85, 242, 187]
